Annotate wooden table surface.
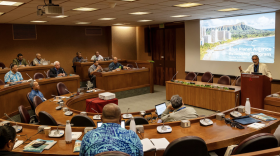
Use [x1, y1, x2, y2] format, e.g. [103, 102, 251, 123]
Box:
[264, 92, 280, 113]
[166, 79, 241, 111]
[0, 75, 80, 118]
[74, 60, 154, 93]
[0, 65, 54, 81]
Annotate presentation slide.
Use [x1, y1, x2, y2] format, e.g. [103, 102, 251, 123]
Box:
[200, 13, 275, 63]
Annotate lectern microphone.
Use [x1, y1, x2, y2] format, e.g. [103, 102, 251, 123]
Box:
[135, 62, 139, 69]
[171, 71, 179, 82]
[4, 113, 22, 133]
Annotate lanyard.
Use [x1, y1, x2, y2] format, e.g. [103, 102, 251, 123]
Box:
[176, 107, 186, 112]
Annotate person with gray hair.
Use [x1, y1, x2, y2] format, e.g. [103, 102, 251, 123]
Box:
[28, 81, 46, 103]
[161, 95, 198, 123]
[32, 53, 43, 66]
[49, 61, 67, 77]
[80, 104, 143, 156]
[239, 55, 272, 81]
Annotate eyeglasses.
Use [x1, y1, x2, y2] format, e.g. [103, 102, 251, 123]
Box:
[224, 118, 244, 129]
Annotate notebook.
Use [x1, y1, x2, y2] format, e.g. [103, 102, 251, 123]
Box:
[73, 140, 82, 152]
[141, 138, 170, 152]
[72, 132, 83, 140]
[13, 140, 23, 149]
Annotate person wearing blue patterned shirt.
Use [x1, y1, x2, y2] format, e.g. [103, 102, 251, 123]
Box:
[4, 64, 23, 84]
[29, 81, 46, 103]
[80, 104, 143, 156]
[108, 57, 130, 72]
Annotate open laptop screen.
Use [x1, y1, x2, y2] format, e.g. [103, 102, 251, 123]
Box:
[155, 102, 167, 116]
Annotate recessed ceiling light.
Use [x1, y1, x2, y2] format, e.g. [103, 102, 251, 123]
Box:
[114, 23, 124, 25]
[0, 1, 23, 6]
[138, 20, 152, 22]
[73, 7, 98, 11]
[129, 12, 151, 15]
[0, 12, 4, 15]
[30, 21, 47, 23]
[171, 15, 190, 18]
[174, 3, 203, 8]
[218, 8, 241, 12]
[48, 15, 68, 18]
[76, 22, 91, 24]
[98, 18, 116, 20]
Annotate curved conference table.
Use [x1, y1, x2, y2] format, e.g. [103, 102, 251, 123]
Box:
[0, 77, 280, 156]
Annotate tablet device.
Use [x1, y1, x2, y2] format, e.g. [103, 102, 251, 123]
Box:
[155, 102, 167, 118]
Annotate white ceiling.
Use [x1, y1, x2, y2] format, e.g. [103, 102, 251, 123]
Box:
[0, 0, 279, 26]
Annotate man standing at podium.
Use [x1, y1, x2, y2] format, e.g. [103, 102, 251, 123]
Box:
[239, 55, 272, 81]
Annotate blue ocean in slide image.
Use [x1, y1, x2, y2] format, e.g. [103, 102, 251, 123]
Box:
[202, 36, 275, 63]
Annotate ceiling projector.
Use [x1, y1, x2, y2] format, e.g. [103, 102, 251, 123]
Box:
[37, 0, 63, 16]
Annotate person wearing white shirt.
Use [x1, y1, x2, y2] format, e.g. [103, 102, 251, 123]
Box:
[91, 51, 103, 61]
[239, 55, 272, 81]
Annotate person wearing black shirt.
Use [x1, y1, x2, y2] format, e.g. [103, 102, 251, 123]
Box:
[0, 125, 22, 156]
[49, 61, 67, 77]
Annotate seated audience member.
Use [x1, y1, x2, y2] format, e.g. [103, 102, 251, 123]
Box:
[161, 95, 198, 123]
[80, 104, 143, 156]
[33, 53, 43, 66]
[12, 53, 28, 67]
[91, 51, 103, 61]
[49, 61, 67, 77]
[29, 81, 46, 102]
[108, 57, 130, 72]
[88, 60, 103, 88]
[4, 64, 23, 84]
[72, 52, 84, 73]
[0, 125, 22, 156]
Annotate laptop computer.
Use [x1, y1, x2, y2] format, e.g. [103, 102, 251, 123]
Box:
[155, 102, 167, 118]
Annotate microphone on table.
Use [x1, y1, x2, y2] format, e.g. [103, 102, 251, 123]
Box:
[65, 89, 74, 97]
[199, 110, 220, 126]
[206, 75, 214, 86]
[171, 71, 179, 82]
[135, 62, 139, 69]
[61, 68, 65, 76]
[91, 108, 101, 119]
[228, 76, 239, 90]
[190, 72, 198, 84]
[28, 60, 31, 66]
[44, 71, 49, 78]
[126, 108, 130, 117]
[4, 113, 22, 133]
[230, 94, 242, 118]
[26, 73, 35, 82]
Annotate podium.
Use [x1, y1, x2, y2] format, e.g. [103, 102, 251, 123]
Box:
[241, 74, 271, 109]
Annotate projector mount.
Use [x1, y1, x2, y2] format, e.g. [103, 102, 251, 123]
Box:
[37, 0, 63, 16]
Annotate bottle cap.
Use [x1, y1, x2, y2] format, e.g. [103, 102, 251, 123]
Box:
[246, 98, 249, 100]
[66, 120, 70, 123]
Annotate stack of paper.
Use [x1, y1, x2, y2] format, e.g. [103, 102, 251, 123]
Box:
[247, 123, 266, 130]
[23, 139, 57, 153]
[141, 138, 170, 152]
[13, 140, 23, 149]
[72, 132, 83, 140]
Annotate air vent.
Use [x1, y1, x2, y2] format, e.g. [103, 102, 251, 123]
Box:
[13, 24, 37, 40]
[85, 28, 102, 36]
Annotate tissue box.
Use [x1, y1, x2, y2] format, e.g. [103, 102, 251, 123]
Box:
[99, 92, 116, 100]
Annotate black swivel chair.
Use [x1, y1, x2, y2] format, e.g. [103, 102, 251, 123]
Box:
[231, 133, 278, 155]
[163, 136, 209, 156]
[125, 117, 149, 126]
[38, 111, 58, 126]
[70, 115, 96, 127]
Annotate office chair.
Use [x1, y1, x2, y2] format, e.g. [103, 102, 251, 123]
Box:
[38, 111, 58, 126]
[70, 115, 96, 127]
[125, 117, 149, 126]
[217, 75, 231, 85]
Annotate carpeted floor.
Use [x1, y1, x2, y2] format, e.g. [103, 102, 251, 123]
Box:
[118, 85, 215, 116]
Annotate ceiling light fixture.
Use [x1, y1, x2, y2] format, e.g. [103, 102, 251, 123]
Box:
[48, 15, 68, 18]
[137, 20, 152, 22]
[174, 3, 203, 8]
[0, 12, 4, 15]
[73, 7, 98, 11]
[122, 0, 136, 1]
[76, 22, 91, 24]
[218, 8, 241, 12]
[0, 1, 23, 6]
[30, 21, 47, 23]
[171, 15, 190, 18]
[129, 12, 151, 15]
[114, 23, 124, 25]
[98, 18, 116, 20]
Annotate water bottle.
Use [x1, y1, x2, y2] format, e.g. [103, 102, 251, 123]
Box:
[130, 117, 136, 133]
[245, 98, 251, 115]
[65, 120, 72, 144]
